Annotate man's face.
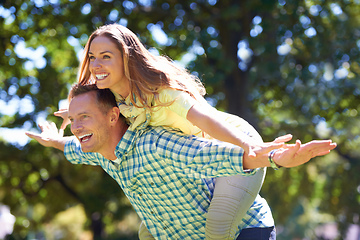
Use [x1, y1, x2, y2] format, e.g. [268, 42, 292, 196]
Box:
[68, 92, 112, 154]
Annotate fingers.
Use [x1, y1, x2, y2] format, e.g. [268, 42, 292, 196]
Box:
[50, 122, 57, 130]
[59, 129, 64, 137]
[273, 134, 293, 143]
[54, 108, 68, 115]
[38, 122, 48, 132]
[37, 121, 59, 135]
[284, 139, 301, 155]
[60, 118, 71, 130]
[308, 141, 337, 158]
[301, 140, 333, 153]
[25, 131, 40, 139]
[247, 150, 257, 158]
[54, 109, 71, 130]
[54, 109, 69, 120]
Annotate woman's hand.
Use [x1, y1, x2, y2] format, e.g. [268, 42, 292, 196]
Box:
[243, 134, 293, 159]
[54, 109, 71, 130]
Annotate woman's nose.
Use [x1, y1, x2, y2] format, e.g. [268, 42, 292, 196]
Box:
[92, 58, 101, 68]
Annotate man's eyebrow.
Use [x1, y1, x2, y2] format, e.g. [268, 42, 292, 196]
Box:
[68, 111, 89, 119]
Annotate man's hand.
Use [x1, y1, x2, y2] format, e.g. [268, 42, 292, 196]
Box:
[243, 139, 337, 170]
[272, 139, 337, 168]
[25, 122, 68, 151]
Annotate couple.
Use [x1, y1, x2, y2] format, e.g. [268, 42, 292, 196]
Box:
[26, 83, 336, 239]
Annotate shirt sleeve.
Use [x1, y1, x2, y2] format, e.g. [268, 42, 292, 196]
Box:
[152, 127, 256, 179]
[158, 89, 198, 119]
[64, 137, 102, 166]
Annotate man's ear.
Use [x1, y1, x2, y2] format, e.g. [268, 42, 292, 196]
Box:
[109, 107, 120, 124]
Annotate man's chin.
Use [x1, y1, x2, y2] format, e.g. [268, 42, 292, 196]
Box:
[80, 144, 94, 153]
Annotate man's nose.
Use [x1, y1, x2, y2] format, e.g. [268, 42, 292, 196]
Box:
[71, 121, 82, 134]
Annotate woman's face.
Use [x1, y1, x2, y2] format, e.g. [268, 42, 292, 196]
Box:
[88, 35, 130, 98]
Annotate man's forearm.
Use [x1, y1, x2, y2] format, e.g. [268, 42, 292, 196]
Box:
[242, 153, 270, 170]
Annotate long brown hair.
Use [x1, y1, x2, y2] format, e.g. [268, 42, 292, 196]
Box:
[78, 23, 206, 108]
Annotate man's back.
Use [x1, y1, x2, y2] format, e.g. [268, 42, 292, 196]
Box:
[64, 126, 275, 239]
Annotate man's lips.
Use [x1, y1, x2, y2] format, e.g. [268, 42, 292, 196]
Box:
[78, 133, 93, 143]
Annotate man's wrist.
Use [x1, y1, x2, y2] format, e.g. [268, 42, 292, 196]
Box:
[243, 151, 271, 170]
[268, 149, 282, 170]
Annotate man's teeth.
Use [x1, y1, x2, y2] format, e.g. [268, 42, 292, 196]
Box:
[96, 74, 108, 80]
[79, 133, 93, 142]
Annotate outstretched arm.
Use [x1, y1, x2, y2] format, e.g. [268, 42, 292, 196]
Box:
[187, 103, 290, 157]
[242, 139, 337, 170]
[25, 121, 71, 151]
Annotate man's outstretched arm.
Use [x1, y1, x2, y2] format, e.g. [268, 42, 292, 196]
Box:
[243, 139, 337, 170]
[25, 121, 71, 151]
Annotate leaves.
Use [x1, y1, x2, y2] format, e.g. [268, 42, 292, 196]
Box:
[0, 0, 359, 239]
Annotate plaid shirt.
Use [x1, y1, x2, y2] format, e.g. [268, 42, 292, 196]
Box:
[64, 126, 274, 239]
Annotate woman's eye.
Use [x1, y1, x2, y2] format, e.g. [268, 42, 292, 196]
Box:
[103, 55, 110, 59]
[89, 55, 95, 60]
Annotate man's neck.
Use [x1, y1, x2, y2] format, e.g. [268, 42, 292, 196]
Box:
[103, 123, 129, 161]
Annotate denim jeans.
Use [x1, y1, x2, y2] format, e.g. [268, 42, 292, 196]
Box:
[236, 226, 276, 240]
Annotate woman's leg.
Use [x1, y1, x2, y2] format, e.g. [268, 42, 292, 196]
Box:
[205, 112, 267, 239]
[205, 168, 266, 240]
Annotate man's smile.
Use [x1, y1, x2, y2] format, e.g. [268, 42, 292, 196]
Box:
[78, 133, 93, 143]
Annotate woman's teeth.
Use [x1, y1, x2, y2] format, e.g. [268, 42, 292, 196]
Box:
[96, 74, 108, 80]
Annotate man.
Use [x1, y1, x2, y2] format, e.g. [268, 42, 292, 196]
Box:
[26, 84, 336, 239]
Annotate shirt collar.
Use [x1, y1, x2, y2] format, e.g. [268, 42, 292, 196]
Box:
[114, 128, 139, 160]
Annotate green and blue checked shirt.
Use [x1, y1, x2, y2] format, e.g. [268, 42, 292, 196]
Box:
[64, 126, 274, 239]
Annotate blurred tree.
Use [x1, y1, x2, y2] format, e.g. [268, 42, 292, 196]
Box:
[0, 0, 359, 239]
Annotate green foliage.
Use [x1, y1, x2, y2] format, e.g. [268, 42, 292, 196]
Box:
[0, 0, 359, 239]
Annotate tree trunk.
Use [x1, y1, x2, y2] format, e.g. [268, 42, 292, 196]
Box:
[91, 212, 104, 240]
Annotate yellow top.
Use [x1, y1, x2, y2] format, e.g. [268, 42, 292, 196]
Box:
[113, 88, 260, 142]
[114, 88, 201, 135]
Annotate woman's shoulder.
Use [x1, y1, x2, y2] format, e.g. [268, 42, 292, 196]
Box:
[158, 88, 191, 102]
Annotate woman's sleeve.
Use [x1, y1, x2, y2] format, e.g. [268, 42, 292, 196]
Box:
[158, 89, 198, 119]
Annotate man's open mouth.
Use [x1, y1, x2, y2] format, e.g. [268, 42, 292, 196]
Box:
[79, 133, 93, 143]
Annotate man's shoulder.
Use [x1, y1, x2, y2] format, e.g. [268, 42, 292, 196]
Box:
[142, 126, 188, 138]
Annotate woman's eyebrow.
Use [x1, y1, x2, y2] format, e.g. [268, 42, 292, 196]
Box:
[88, 50, 113, 55]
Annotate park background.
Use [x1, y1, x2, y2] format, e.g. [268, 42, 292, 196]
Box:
[0, 0, 359, 239]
